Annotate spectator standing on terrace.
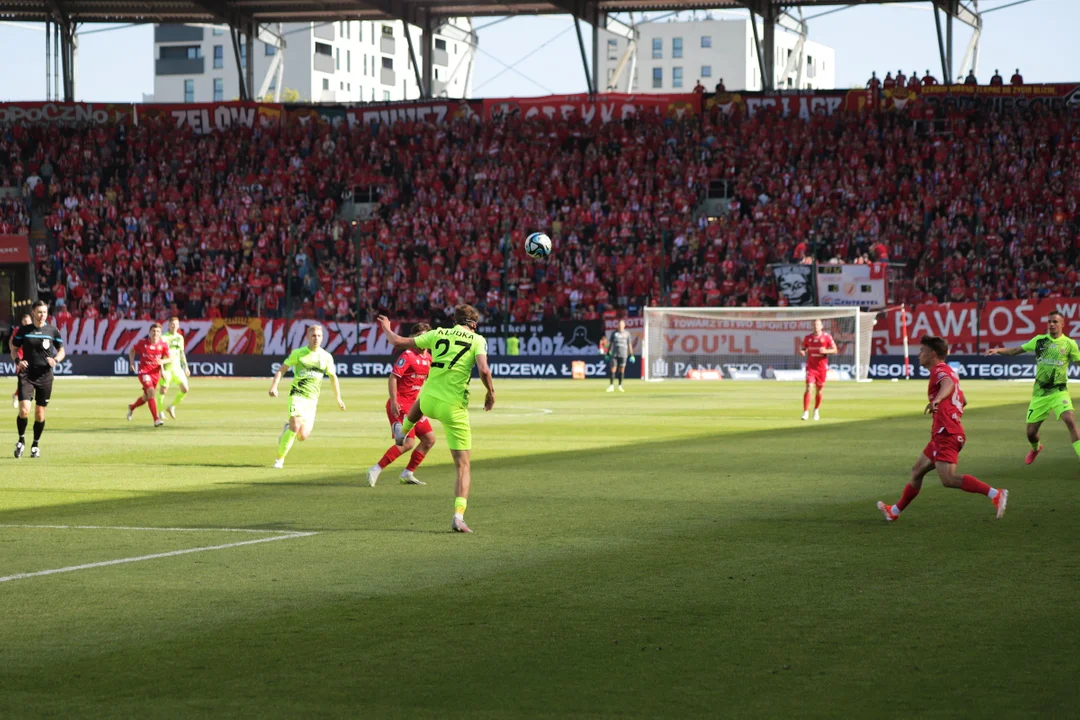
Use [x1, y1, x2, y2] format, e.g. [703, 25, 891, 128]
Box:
[990, 70, 1004, 87]
[1010, 68, 1024, 85]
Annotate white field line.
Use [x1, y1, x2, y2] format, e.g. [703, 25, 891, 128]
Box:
[0, 525, 317, 584]
[0, 524, 303, 534]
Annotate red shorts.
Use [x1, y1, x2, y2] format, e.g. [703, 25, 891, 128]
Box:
[139, 371, 161, 391]
[923, 432, 965, 465]
[805, 366, 828, 386]
[385, 399, 433, 439]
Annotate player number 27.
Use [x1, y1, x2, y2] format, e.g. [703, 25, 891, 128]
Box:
[431, 339, 470, 369]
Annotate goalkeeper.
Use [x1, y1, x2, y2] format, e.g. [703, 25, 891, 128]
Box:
[605, 319, 635, 393]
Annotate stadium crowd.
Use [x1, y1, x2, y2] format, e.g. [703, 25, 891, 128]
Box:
[0, 93, 1077, 323]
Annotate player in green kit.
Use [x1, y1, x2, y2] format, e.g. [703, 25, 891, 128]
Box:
[158, 316, 190, 419]
[987, 310, 1080, 464]
[268, 324, 346, 469]
[377, 305, 495, 533]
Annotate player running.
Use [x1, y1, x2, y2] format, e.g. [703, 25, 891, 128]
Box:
[986, 309, 1080, 464]
[377, 305, 495, 533]
[10, 313, 31, 409]
[158, 316, 191, 419]
[799, 319, 837, 421]
[10, 302, 65, 458]
[268, 324, 346, 469]
[127, 323, 170, 427]
[877, 335, 1008, 522]
[606, 319, 635, 392]
[366, 322, 436, 487]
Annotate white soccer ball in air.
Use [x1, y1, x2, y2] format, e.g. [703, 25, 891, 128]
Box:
[525, 232, 552, 259]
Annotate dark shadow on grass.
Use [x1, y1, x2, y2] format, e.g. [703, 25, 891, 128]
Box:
[0, 401, 1044, 534]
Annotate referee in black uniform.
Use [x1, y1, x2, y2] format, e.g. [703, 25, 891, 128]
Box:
[10, 300, 65, 458]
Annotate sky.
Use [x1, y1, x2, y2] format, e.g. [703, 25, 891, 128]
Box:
[0, 0, 1071, 102]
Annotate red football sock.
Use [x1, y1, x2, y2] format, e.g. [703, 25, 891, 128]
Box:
[896, 483, 920, 511]
[814, 393, 823, 410]
[406, 451, 426, 472]
[960, 474, 991, 496]
[130, 396, 146, 410]
[803, 392, 811, 411]
[148, 397, 159, 421]
[378, 446, 403, 469]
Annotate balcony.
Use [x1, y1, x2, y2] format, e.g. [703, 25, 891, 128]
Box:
[433, 48, 449, 67]
[313, 24, 335, 41]
[381, 36, 395, 54]
[313, 52, 335, 74]
[155, 25, 204, 43]
[381, 67, 395, 86]
[156, 57, 205, 76]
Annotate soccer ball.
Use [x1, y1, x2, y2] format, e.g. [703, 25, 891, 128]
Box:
[525, 232, 552, 259]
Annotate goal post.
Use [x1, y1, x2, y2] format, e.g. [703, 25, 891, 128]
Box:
[642, 307, 878, 382]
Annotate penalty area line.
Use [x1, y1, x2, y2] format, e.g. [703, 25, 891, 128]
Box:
[0, 524, 305, 534]
[0, 531, 317, 584]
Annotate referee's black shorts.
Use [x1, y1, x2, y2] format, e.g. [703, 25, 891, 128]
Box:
[17, 370, 54, 406]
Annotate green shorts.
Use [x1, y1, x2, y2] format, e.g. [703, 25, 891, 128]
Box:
[420, 395, 472, 450]
[1026, 391, 1075, 424]
[158, 366, 187, 388]
[288, 395, 318, 424]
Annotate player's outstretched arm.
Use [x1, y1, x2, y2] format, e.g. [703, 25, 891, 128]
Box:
[476, 354, 496, 411]
[376, 315, 419, 352]
[986, 346, 1026, 356]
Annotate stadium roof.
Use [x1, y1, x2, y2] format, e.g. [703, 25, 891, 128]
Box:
[0, 1, 979, 25]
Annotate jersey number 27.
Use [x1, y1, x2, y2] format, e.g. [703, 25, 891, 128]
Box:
[432, 339, 470, 369]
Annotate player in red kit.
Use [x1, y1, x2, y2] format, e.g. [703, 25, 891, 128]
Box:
[366, 323, 436, 487]
[126, 323, 170, 427]
[877, 336, 1008, 522]
[799, 319, 837, 421]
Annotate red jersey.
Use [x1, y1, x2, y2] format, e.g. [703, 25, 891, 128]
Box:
[392, 349, 430, 407]
[133, 338, 170, 375]
[928, 362, 965, 436]
[802, 332, 836, 370]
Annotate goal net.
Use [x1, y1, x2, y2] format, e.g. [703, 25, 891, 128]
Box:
[642, 307, 877, 381]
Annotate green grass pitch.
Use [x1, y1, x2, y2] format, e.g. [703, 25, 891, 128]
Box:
[1, 377, 1077, 718]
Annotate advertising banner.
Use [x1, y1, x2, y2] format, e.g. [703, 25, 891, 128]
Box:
[137, 102, 283, 133]
[0, 234, 30, 264]
[0, 354, 639, 380]
[477, 319, 604, 356]
[816, 263, 888, 307]
[0, 102, 134, 125]
[483, 93, 701, 124]
[874, 299, 1080, 355]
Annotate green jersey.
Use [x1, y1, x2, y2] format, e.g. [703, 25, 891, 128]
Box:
[283, 346, 337, 400]
[162, 331, 186, 370]
[414, 326, 488, 407]
[1021, 334, 1080, 396]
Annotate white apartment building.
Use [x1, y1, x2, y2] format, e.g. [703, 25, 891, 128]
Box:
[152, 19, 475, 104]
[598, 18, 835, 93]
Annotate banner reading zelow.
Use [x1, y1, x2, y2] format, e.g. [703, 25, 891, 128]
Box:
[483, 93, 701, 124]
[137, 102, 282, 134]
[874, 299, 1080, 355]
[0, 102, 134, 125]
[0, 235, 31, 264]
